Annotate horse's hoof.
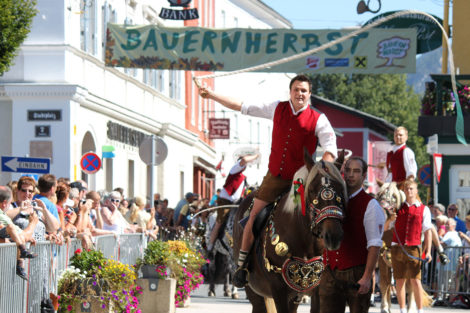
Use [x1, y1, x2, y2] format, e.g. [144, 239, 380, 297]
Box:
[224, 290, 232, 297]
[232, 293, 239, 299]
[208, 290, 215, 297]
[233, 268, 249, 288]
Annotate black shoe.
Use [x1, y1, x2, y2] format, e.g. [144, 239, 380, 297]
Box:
[439, 252, 450, 265]
[16, 265, 28, 281]
[233, 267, 249, 288]
[20, 249, 37, 259]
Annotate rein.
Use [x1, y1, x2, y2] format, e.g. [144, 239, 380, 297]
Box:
[392, 225, 429, 263]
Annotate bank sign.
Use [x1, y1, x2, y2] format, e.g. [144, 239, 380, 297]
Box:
[105, 25, 416, 74]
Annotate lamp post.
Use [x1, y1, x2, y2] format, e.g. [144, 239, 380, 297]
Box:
[442, 0, 450, 74]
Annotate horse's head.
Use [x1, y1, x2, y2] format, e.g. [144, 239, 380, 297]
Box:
[303, 150, 347, 251]
[376, 182, 405, 215]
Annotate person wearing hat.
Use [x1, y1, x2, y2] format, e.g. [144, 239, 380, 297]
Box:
[207, 153, 260, 252]
[174, 192, 195, 230]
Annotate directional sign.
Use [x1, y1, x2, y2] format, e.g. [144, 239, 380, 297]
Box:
[80, 152, 102, 174]
[1, 156, 50, 174]
[418, 164, 431, 187]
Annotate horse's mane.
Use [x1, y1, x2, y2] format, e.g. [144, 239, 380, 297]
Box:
[284, 162, 347, 214]
[377, 182, 405, 208]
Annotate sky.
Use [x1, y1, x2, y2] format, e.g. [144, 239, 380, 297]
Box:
[262, 0, 448, 29]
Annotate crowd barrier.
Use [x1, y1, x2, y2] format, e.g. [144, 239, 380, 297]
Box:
[0, 234, 146, 313]
[422, 246, 470, 300]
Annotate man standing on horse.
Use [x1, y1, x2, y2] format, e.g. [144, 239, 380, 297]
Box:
[390, 180, 432, 313]
[207, 153, 260, 253]
[197, 74, 337, 287]
[319, 156, 385, 313]
[384, 126, 417, 188]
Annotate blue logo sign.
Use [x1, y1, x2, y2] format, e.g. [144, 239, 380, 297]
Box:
[1, 156, 50, 174]
[325, 58, 349, 67]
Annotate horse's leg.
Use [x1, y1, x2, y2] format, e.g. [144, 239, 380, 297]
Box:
[406, 279, 417, 313]
[224, 271, 231, 297]
[378, 257, 392, 313]
[245, 285, 268, 313]
[271, 290, 291, 313]
[310, 287, 319, 313]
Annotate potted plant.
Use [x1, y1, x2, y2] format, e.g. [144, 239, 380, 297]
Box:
[58, 249, 142, 313]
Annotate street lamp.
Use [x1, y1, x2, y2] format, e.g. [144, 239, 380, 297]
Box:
[357, 0, 381, 14]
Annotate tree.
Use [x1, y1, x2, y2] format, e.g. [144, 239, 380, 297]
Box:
[0, 0, 37, 75]
[309, 73, 427, 194]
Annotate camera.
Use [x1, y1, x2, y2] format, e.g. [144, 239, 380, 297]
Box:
[80, 199, 87, 205]
[31, 201, 38, 207]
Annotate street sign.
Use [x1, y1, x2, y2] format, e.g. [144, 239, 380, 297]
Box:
[433, 153, 443, 183]
[1, 156, 50, 174]
[139, 136, 168, 166]
[426, 134, 438, 154]
[363, 11, 444, 54]
[80, 152, 102, 174]
[418, 164, 432, 187]
[233, 147, 261, 165]
[209, 118, 230, 139]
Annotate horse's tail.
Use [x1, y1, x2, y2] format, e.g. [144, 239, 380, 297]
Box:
[264, 297, 277, 313]
[422, 289, 432, 308]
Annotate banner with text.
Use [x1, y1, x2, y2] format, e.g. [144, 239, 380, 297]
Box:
[105, 24, 416, 74]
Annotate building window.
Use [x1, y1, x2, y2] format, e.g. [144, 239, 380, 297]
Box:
[80, 0, 97, 55]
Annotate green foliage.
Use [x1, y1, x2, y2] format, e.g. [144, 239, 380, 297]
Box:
[69, 249, 106, 276]
[137, 240, 170, 268]
[0, 0, 37, 75]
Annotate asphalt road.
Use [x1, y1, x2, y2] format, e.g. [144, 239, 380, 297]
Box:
[177, 284, 456, 313]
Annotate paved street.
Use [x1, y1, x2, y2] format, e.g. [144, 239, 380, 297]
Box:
[177, 284, 453, 313]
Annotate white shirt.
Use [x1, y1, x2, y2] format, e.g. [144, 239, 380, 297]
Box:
[385, 144, 417, 182]
[349, 188, 386, 249]
[241, 99, 337, 158]
[219, 161, 246, 202]
[442, 230, 462, 247]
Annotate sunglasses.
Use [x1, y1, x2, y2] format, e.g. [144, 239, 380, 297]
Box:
[21, 189, 34, 193]
[111, 199, 120, 203]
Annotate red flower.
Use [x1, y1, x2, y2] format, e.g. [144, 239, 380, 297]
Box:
[74, 248, 82, 254]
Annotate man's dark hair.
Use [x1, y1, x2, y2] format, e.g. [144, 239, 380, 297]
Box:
[38, 174, 57, 193]
[345, 156, 368, 175]
[289, 74, 312, 92]
[0, 186, 12, 202]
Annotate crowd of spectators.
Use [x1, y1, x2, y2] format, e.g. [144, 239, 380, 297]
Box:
[0, 173, 217, 281]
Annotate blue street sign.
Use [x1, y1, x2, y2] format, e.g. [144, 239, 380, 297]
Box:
[418, 164, 431, 187]
[1, 156, 51, 174]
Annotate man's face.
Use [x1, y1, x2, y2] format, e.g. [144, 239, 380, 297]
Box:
[289, 80, 311, 108]
[92, 198, 101, 209]
[404, 184, 418, 202]
[344, 159, 365, 191]
[447, 205, 458, 217]
[394, 129, 408, 145]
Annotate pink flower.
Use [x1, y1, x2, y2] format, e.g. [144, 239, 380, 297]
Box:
[67, 305, 72, 311]
[74, 249, 81, 254]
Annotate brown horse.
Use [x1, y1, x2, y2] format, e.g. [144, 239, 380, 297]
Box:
[233, 152, 347, 313]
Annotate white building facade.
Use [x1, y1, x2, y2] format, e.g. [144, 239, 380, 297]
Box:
[0, 0, 291, 205]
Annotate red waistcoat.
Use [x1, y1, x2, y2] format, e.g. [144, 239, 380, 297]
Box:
[386, 145, 407, 182]
[269, 101, 320, 180]
[223, 171, 246, 196]
[325, 189, 372, 270]
[392, 202, 424, 246]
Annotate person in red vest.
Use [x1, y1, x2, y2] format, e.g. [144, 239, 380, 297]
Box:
[207, 153, 260, 252]
[197, 74, 337, 287]
[385, 126, 417, 188]
[319, 157, 385, 313]
[390, 180, 432, 313]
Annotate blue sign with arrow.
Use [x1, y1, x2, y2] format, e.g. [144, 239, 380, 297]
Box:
[1, 156, 51, 174]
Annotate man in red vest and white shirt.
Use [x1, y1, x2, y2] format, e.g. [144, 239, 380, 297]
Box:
[391, 180, 432, 313]
[319, 157, 385, 313]
[385, 126, 417, 188]
[207, 153, 260, 252]
[198, 74, 337, 287]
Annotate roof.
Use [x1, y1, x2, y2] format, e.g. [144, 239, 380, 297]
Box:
[311, 94, 396, 135]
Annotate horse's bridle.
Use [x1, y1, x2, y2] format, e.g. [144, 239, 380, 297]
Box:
[308, 175, 345, 236]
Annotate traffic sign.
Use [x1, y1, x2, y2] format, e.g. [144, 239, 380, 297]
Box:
[139, 136, 168, 166]
[1, 156, 51, 174]
[80, 152, 102, 174]
[418, 164, 431, 187]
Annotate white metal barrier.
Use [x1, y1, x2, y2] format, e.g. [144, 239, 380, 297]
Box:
[0, 234, 146, 313]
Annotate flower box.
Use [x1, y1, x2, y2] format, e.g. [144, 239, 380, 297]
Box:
[136, 278, 176, 313]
